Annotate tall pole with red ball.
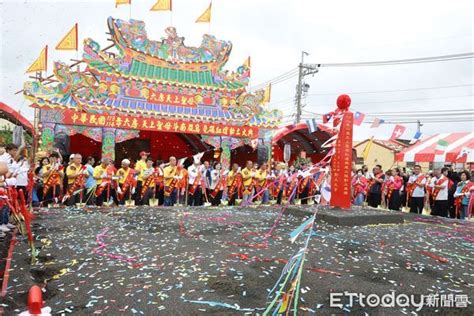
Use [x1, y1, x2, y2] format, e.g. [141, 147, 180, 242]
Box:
[330, 94, 353, 209]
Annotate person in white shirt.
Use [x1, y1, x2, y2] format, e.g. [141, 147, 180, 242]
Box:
[432, 168, 449, 217]
[0, 144, 18, 172]
[407, 165, 427, 214]
[209, 162, 224, 206]
[187, 159, 203, 206]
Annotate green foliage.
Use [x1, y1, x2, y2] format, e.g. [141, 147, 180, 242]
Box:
[293, 156, 311, 169]
[0, 125, 33, 146]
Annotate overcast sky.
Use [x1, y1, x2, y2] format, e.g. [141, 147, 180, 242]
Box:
[1, 0, 473, 140]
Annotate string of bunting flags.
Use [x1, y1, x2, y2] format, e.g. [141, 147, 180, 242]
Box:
[306, 109, 423, 143]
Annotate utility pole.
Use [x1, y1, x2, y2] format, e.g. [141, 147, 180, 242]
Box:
[295, 51, 320, 123]
[417, 120, 423, 133]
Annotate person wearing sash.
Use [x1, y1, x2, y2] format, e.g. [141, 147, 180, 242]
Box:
[255, 163, 269, 204]
[93, 158, 109, 206]
[176, 160, 188, 205]
[270, 163, 285, 204]
[163, 156, 178, 206]
[42, 152, 64, 205]
[134, 151, 149, 205]
[116, 159, 135, 205]
[209, 162, 225, 206]
[241, 161, 254, 204]
[154, 160, 165, 205]
[367, 165, 385, 208]
[140, 159, 156, 206]
[352, 169, 368, 206]
[64, 154, 87, 206]
[84, 156, 96, 205]
[454, 170, 473, 219]
[407, 165, 426, 214]
[431, 168, 449, 217]
[187, 158, 203, 206]
[226, 163, 241, 206]
[285, 165, 298, 203]
[387, 168, 403, 211]
[298, 163, 313, 205]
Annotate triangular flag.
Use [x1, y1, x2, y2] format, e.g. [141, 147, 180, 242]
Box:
[409, 131, 422, 144]
[193, 152, 205, 163]
[150, 0, 172, 11]
[370, 118, 385, 128]
[25, 45, 48, 73]
[306, 118, 318, 134]
[362, 137, 374, 161]
[263, 84, 271, 103]
[243, 56, 250, 68]
[116, 0, 131, 7]
[195, 3, 212, 23]
[390, 124, 406, 140]
[353, 111, 365, 126]
[322, 112, 333, 124]
[434, 139, 449, 155]
[56, 23, 78, 51]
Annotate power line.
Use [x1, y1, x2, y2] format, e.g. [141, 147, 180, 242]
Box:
[319, 52, 474, 68]
[301, 108, 474, 116]
[251, 68, 298, 91]
[307, 84, 474, 96]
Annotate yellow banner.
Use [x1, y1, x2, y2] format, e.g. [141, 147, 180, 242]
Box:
[195, 3, 211, 23]
[56, 23, 78, 51]
[26, 45, 48, 73]
[150, 0, 172, 11]
[116, 0, 130, 7]
[243, 56, 250, 68]
[263, 83, 271, 103]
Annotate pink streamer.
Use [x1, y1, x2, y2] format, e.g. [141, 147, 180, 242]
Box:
[92, 228, 137, 263]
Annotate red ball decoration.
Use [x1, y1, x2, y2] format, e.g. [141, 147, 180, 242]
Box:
[336, 94, 351, 110]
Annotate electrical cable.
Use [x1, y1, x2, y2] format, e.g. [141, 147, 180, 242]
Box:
[307, 84, 474, 96]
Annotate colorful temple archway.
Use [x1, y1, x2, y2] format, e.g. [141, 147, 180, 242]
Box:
[24, 17, 281, 168]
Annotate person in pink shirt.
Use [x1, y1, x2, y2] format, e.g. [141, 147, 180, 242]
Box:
[352, 169, 368, 206]
[388, 168, 403, 211]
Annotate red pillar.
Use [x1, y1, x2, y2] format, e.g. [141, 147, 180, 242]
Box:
[330, 95, 353, 209]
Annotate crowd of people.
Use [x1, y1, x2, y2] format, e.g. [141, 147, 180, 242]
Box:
[0, 143, 473, 240]
[30, 151, 325, 208]
[352, 164, 474, 219]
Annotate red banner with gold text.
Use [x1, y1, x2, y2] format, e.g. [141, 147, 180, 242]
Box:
[56, 109, 258, 138]
[330, 112, 353, 209]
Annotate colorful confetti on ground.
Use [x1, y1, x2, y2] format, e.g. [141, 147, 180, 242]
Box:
[0, 206, 472, 315]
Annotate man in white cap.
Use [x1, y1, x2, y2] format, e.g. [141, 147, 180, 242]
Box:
[116, 158, 135, 205]
[187, 156, 203, 206]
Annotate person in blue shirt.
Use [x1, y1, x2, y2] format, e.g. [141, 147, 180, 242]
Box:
[84, 156, 96, 205]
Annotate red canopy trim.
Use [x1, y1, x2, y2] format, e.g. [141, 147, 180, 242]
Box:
[0, 102, 35, 135]
[395, 132, 474, 163]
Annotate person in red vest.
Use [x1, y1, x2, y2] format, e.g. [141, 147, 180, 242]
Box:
[407, 165, 427, 214]
[454, 170, 473, 220]
[431, 168, 449, 217]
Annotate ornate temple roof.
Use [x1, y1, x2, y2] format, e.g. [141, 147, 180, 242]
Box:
[24, 17, 282, 129]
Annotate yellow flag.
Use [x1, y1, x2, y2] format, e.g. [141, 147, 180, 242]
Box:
[115, 0, 130, 7]
[263, 84, 271, 103]
[56, 23, 78, 51]
[195, 3, 212, 23]
[243, 56, 250, 68]
[26, 45, 48, 73]
[362, 137, 374, 161]
[150, 0, 172, 11]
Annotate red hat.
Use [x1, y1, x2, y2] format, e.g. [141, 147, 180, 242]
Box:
[139, 151, 150, 157]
